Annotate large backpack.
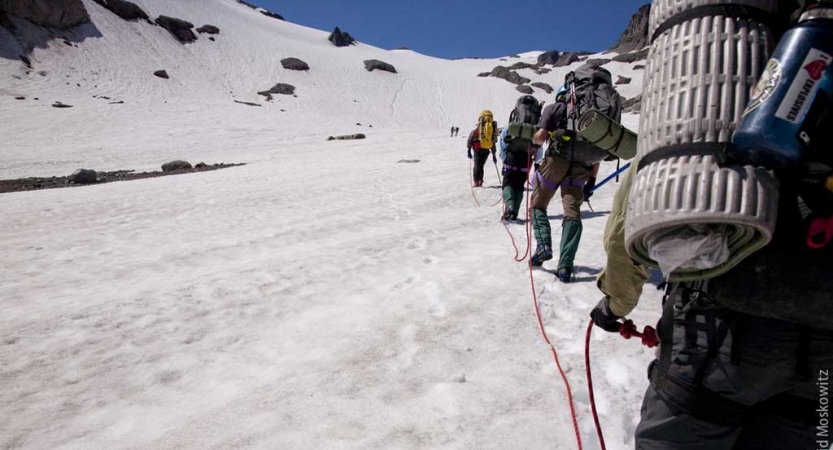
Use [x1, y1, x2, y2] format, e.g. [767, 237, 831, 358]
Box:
[570, 66, 622, 127]
[558, 66, 623, 163]
[478, 110, 495, 150]
[504, 95, 542, 154]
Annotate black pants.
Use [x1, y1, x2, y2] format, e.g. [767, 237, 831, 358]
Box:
[473, 149, 490, 183]
[636, 282, 833, 449]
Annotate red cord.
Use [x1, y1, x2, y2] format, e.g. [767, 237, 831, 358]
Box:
[585, 319, 659, 450]
[528, 261, 584, 450]
[469, 158, 481, 207]
[586, 321, 607, 450]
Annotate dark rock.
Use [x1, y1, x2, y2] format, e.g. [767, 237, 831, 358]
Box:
[236, 0, 257, 9]
[634, 65, 645, 70]
[622, 94, 642, 114]
[395, 46, 410, 50]
[257, 83, 295, 97]
[616, 75, 632, 85]
[69, 169, 98, 184]
[14, 96, 25, 100]
[195, 162, 206, 168]
[63, 39, 72, 46]
[398, 159, 420, 163]
[234, 100, 260, 107]
[583, 58, 611, 68]
[536, 50, 561, 66]
[477, 72, 490, 77]
[609, 4, 650, 54]
[554, 52, 586, 67]
[196, 24, 220, 34]
[516, 85, 534, 94]
[612, 48, 649, 63]
[91, 0, 148, 21]
[531, 82, 553, 94]
[109, 101, 124, 104]
[363, 59, 397, 74]
[209, 37, 215, 41]
[52, 102, 73, 108]
[533, 67, 552, 75]
[153, 70, 169, 79]
[155, 16, 196, 42]
[259, 10, 283, 20]
[0, 0, 90, 29]
[507, 62, 535, 71]
[327, 134, 365, 141]
[281, 57, 309, 71]
[489, 66, 530, 85]
[161, 160, 192, 172]
[328, 27, 356, 47]
[20, 55, 32, 68]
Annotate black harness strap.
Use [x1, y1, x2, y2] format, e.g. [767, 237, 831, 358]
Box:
[636, 142, 740, 172]
[650, 4, 777, 45]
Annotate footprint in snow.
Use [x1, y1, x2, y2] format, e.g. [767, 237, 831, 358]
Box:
[425, 281, 446, 317]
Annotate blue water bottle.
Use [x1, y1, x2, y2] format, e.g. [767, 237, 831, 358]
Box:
[733, 2, 833, 169]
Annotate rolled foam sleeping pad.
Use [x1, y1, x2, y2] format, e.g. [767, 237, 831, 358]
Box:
[623, 0, 781, 281]
[576, 110, 637, 161]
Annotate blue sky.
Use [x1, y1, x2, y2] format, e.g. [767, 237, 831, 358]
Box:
[251, 0, 650, 59]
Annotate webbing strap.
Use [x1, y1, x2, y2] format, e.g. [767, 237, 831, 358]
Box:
[636, 142, 738, 172]
[650, 4, 776, 44]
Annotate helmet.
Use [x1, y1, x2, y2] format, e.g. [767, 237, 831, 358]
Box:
[555, 85, 568, 101]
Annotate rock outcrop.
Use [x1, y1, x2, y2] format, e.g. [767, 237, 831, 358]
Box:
[328, 27, 355, 47]
[609, 4, 650, 54]
[616, 76, 632, 85]
[531, 82, 553, 94]
[327, 134, 366, 141]
[258, 83, 296, 98]
[622, 94, 642, 114]
[161, 160, 192, 172]
[363, 59, 397, 74]
[155, 16, 197, 42]
[153, 70, 169, 79]
[196, 24, 220, 34]
[0, 0, 89, 28]
[259, 9, 283, 20]
[536, 50, 561, 66]
[489, 66, 530, 85]
[91, 0, 148, 21]
[516, 85, 534, 94]
[281, 57, 309, 71]
[612, 48, 649, 63]
[69, 169, 98, 184]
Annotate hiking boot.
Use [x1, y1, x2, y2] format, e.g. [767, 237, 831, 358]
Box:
[529, 245, 553, 267]
[556, 267, 573, 283]
[503, 209, 515, 222]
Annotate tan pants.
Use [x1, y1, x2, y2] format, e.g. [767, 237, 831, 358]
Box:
[530, 152, 592, 222]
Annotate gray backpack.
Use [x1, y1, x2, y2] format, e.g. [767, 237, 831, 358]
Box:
[557, 66, 622, 163]
[504, 95, 542, 154]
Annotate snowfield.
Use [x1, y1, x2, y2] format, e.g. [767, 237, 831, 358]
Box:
[0, 1, 662, 449]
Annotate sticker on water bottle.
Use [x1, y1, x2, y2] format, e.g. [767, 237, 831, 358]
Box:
[744, 59, 782, 115]
[775, 48, 832, 124]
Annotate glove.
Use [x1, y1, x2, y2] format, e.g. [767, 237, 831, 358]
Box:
[551, 129, 576, 142]
[583, 176, 597, 200]
[590, 297, 622, 333]
[467, 149, 472, 159]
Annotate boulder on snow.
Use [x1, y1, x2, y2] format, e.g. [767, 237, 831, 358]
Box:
[477, 72, 490, 77]
[259, 9, 283, 20]
[612, 48, 649, 63]
[531, 82, 553, 94]
[363, 59, 397, 74]
[554, 52, 587, 67]
[327, 134, 365, 141]
[583, 58, 611, 68]
[196, 24, 220, 34]
[489, 66, 530, 85]
[91, 0, 147, 21]
[161, 160, 192, 172]
[0, 0, 89, 29]
[633, 65, 645, 70]
[533, 67, 552, 75]
[153, 70, 169, 79]
[281, 57, 309, 71]
[69, 168, 98, 184]
[155, 15, 196, 42]
[622, 94, 642, 114]
[515, 85, 534, 94]
[507, 62, 535, 71]
[257, 83, 296, 97]
[328, 27, 356, 47]
[536, 50, 561, 66]
[52, 102, 73, 108]
[616, 75, 632, 85]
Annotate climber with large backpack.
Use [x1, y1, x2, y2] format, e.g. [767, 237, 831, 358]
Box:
[591, 1, 833, 448]
[497, 95, 541, 221]
[528, 65, 621, 282]
[466, 110, 498, 187]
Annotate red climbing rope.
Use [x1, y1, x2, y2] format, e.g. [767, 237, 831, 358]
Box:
[500, 156, 534, 262]
[468, 158, 481, 207]
[585, 319, 659, 450]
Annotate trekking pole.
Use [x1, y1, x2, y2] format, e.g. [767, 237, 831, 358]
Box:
[493, 160, 502, 185]
[588, 163, 631, 194]
[586, 201, 594, 213]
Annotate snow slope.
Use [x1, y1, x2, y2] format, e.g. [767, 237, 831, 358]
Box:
[0, 1, 661, 449]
